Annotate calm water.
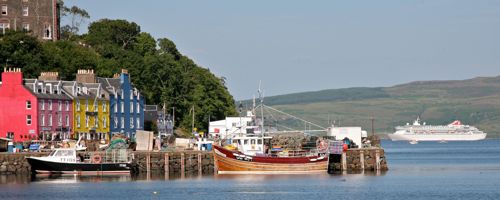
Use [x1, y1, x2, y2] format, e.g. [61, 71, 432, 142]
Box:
[1, 139, 500, 200]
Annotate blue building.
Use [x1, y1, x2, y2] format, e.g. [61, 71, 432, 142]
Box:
[98, 69, 145, 139]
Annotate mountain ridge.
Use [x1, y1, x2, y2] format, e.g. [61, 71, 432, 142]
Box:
[248, 75, 500, 137]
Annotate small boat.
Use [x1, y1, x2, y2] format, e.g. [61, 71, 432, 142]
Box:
[409, 140, 418, 145]
[27, 148, 133, 175]
[213, 135, 328, 174]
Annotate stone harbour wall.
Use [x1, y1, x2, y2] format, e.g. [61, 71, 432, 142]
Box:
[0, 152, 48, 174]
[328, 148, 388, 173]
[131, 151, 214, 175]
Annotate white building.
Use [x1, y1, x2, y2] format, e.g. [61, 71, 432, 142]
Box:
[327, 126, 367, 149]
[209, 111, 260, 139]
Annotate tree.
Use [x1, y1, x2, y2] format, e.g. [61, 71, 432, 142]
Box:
[59, 1, 90, 40]
[86, 19, 141, 51]
[134, 32, 157, 56]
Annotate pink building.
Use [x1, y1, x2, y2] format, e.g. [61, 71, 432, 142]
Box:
[0, 68, 38, 142]
[25, 74, 73, 140]
[0, 69, 73, 142]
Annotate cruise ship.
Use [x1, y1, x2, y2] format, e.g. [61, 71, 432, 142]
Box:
[388, 117, 487, 142]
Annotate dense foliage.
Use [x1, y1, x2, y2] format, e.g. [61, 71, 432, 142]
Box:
[0, 19, 237, 133]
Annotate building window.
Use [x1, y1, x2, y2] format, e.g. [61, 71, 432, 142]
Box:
[130, 102, 133, 113]
[94, 101, 98, 112]
[7, 132, 14, 139]
[58, 114, 62, 126]
[121, 117, 124, 128]
[65, 101, 69, 111]
[41, 115, 45, 126]
[136, 118, 140, 129]
[48, 100, 52, 110]
[130, 118, 134, 128]
[22, 6, 28, 16]
[136, 102, 140, 113]
[76, 115, 80, 128]
[114, 117, 118, 128]
[22, 23, 29, 32]
[95, 116, 98, 128]
[40, 100, 45, 110]
[43, 24, 52, 39]
[76, 99, 80, 111]
[102, 101, 106, 112]
[0, 22, 9, 34]
[85, 115, 89, 127]
[120, 102, 124, 113]
[26, 100, 31, 109]
[1, 5, 7, 15]
[58, 100, 62, 111]
[103, 117, 107, 128]
[130, 90, 133, 100]
[85, 99, 89, 111]
[65, 115, 69, 126]
[114, 102, 117, 113]
[48, 114, 52, 126]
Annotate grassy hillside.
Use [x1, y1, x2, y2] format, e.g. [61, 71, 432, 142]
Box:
[257, 76, 500, 137]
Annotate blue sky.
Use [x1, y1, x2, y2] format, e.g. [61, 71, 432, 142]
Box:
[65, 0, 500, 100]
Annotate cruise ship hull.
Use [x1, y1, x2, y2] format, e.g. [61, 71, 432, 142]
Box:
[387, 133, 487, 141]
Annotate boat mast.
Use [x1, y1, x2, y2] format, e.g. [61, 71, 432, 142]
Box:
[258, 81, 264, 139]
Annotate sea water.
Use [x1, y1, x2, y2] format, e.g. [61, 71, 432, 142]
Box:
[1, 139, 500, 200]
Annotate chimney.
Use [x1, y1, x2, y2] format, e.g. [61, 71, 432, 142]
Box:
[1, 67, 23, 86]
[113, 73, 120, 79]
[75, 69, 96, 83]
[38, 72, 59, 81]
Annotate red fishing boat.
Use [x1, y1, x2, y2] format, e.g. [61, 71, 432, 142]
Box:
[213, 135, 329, 174]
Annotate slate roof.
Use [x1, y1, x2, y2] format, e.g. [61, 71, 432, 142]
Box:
[23, 79, 71, 100]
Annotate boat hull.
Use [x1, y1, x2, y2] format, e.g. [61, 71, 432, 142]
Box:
[27, 157, 131, 175]
[387, 133, 487, 141]
[213, 145, 328, 174]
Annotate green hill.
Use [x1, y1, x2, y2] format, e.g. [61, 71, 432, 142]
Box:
[256, 76, 500, 137]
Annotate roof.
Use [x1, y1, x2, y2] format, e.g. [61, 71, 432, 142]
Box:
[97, 77, 121, 96]
[23, 79, 71, 100]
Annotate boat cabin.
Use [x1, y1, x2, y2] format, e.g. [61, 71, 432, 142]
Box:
[43, 149, 78, 163]
[231, 135, 272, 156]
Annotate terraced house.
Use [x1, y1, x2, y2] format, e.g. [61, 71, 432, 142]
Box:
[0, 68, 39, 142]
[98, 69, 144, 139]
[62, 70, 110, 141]
[24, 72, 73, 141]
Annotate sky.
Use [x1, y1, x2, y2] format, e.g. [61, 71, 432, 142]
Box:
[65, 0, 500, 100]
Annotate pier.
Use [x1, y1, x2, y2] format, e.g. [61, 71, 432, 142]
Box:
[0, 148, 387, 175]
[328, 147, 388, 173]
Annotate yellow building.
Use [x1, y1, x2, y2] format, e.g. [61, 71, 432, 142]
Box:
[62, 70, 111, 141]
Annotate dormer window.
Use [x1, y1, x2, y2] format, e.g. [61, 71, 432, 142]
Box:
[26, 100, 31, 109]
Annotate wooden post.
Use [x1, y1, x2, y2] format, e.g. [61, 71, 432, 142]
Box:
[147, 153, 151, 181]
[198, 153, 202, 176]
[181, 153, 185, 178]
[214, 152, 218, 175]
[360, 150, 365, 171]
[164, 153, 169, 173]
[341, 152, 347, 171]
[375, 149, 381, 171]
[147, 153, 151, 173]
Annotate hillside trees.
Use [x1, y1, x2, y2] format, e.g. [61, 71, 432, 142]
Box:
[0, 18, 236, 134]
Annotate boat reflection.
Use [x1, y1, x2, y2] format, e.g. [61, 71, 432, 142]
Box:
[0, 170, 385, 185]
